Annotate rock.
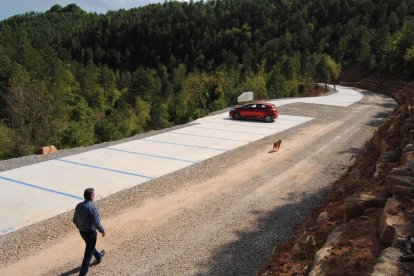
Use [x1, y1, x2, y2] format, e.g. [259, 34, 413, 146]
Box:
[383, 197, 401, 216]
[374, 162, 400, 179]
[389, 166, 413, 177]
[36, 145, 58, 155]
[407, 160, 414, 170]
[401, 151, 414, 165]
[378, 151, 400, 163]
[348, 167, 360, 183]
[291, 241, 306, 261]
[401, 123, 414, 135]
[378, 213, 400, 246]
[308, 226, 343, 276]
[343, 193, 387, 221]
[371, 247, 405, 276]
[378, 209, 414, 247]
[380, 140, 390, 154]
[373, 163, 384, 178]
[403, 143, 414, 153]
[373, 132, 382, 152]
[349, 161, 374, 182]
[403, 116, 414, 124]
[291, 234, 317, 261]
[317, 211, 329, 223]
[386, 175, 414, 197]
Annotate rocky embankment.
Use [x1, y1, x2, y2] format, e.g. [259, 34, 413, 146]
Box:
[258, 79, 414, 275]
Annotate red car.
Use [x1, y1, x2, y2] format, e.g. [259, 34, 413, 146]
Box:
[229, 102, 279, 122]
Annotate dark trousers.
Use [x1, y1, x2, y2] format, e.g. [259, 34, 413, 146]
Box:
[79, 230, 101, 276]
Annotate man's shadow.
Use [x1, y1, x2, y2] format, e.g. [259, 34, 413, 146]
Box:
[60, 261, 99, 276]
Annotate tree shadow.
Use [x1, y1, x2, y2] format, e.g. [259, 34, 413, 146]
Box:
[376, 102, 396, 109]
[372, 111, 392, 119]
[338, 147, 361, 155]
[194, 189, 329, 276]
[366, 119, 385, 127]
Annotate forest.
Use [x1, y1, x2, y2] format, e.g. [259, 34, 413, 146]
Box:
[0, 0, 413, 159]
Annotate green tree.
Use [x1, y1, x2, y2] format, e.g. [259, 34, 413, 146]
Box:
[0, 123, 14, 159]
[318, 54, 341, 90]
[242, 62, 268, 100]
[4, 79, 66, 155]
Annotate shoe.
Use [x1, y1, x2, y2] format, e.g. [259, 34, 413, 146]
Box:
[96, 250, 105, 264]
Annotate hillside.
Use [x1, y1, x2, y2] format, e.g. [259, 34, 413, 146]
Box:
[0, 0, 413, 159]
[258, 78, 414, 275]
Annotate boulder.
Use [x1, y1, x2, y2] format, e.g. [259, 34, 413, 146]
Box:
[291, 234, 318, 261]
[378, 151, 400, 163]
[403, 143, 414, 153]
[386, 174, 414, 197]
[378, 213, 400, 246]
[378, 209, 414, 247]
[373, 163, 385, 178]
[373, 132, 382, 152]
[317, 211, 329, 223]
[383, 197, 401, 216]
[389, 166, 413, 177]
[343, 193, 387, 222]
[401, 123, 414, 136]
[36, 145, 58, 155]
[401, 151, 414, 165]
[371, 247, 405, 276]
[380, 140, 391, 154]
[308, 226, 343, 276]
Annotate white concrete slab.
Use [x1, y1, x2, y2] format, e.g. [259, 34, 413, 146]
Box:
[0, 177, 81, 233]
[0, 85, 364, 235]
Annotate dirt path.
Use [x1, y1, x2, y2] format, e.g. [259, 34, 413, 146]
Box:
[0, 89, 395, 275]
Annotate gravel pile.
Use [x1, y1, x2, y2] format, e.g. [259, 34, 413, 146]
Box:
[0, 89, 396, 276]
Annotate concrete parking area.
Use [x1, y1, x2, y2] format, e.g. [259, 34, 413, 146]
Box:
[0, 85, 363, 235]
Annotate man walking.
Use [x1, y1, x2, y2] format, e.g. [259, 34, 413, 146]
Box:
[73, 188, 106, 276]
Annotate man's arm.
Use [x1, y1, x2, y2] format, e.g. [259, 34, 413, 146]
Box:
[91, 206, 105, 234]
[72, 206, 79, 228]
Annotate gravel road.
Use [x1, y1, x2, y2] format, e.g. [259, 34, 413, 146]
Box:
[0, 88, 396, 276]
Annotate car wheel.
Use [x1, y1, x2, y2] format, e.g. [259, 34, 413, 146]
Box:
[233, 112, 241, 120]
[264, 115, 273, 122]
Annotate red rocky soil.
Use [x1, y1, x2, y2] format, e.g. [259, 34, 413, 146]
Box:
[258, 78, 414, 276]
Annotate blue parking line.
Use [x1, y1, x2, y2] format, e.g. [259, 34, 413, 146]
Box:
[0, 176, 83, 200]
[103, 147, 196, 164]
[170, 131, 251, 142]
[141, 138, 227, 152]
[55, 159, 154, 180]
[193, 125, 266, 136]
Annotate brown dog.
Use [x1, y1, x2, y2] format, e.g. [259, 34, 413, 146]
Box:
[273, 140, 282, 152]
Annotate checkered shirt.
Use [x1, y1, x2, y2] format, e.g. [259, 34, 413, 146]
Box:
[73, 200, 105, 233]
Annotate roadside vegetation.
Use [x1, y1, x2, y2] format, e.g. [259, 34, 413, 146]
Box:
[0, 0, 413, 159]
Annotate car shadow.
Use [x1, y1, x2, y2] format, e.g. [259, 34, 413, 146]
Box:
[193, 188, 329, 276]
[223, 117, 274, 124]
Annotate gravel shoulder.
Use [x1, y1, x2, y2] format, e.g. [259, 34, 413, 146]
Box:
[0, 89, 396, 275]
